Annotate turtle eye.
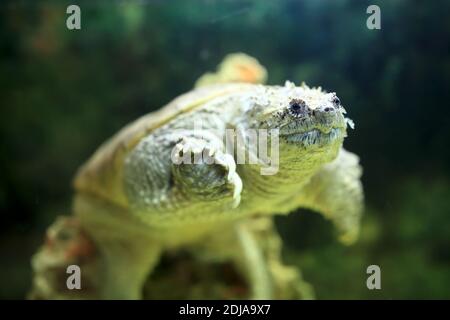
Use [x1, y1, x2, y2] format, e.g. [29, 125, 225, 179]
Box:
[288, 99, 307, 117]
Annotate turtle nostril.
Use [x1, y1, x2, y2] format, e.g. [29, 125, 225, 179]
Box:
[324, 107, 333, 112]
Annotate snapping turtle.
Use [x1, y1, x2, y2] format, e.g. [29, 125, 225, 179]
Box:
[30, 53, 363, 300]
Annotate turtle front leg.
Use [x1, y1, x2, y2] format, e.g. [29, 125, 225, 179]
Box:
[124, 133, 242, 213]
[171, 136, 243, 208]
[296, 148, 364, 244]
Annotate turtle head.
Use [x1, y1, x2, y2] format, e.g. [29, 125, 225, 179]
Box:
[238, 82, 353, 171]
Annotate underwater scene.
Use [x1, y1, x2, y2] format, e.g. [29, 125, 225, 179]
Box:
[1, 0, 449, 300]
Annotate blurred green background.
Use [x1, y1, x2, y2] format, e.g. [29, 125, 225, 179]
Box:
[1, 0, 449, 299]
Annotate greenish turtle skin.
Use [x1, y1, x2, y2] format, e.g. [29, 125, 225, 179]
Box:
[30, 54, 363, 300]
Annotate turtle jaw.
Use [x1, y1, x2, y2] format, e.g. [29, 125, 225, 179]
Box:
[280, 127, 346, 147]
[275, 115, 348, 169]
[277, 110, 348, 148]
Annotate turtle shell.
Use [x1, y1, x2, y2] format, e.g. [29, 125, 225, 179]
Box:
[73, 83, 254, 208]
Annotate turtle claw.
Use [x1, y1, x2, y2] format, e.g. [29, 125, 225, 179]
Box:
[214, 153, 242, 208]
[173, 137, 243, 208]
[229, 173, 242, 208]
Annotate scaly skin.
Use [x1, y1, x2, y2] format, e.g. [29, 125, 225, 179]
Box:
[30, 54, 363, 300]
